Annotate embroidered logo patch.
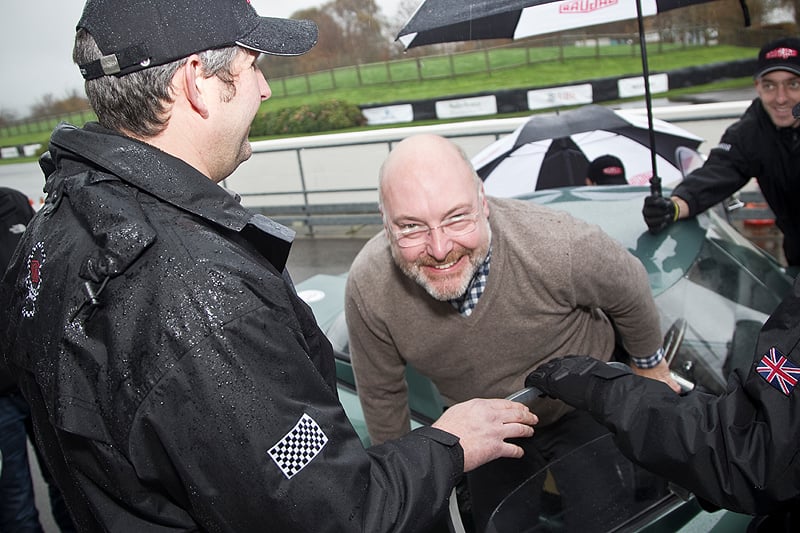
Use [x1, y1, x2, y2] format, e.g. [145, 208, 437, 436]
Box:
[766, 47, 799, 60]
[268, 413, 328, 479]
[22, 241, 46, 319]
[757, 347, 800, 396]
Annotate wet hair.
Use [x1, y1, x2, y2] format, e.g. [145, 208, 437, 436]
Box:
[73, 29, 241, 138]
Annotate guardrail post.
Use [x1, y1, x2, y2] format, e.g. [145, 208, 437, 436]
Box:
[295, 148, 314, 236]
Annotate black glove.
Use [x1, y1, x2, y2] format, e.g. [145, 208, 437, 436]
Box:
[525, 355, 631, 410]
[642, 195, 678, 234]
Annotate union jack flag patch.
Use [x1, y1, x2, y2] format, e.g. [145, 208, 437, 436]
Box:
[756, 347, 800, 396]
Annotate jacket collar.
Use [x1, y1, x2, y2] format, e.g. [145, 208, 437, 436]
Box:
[48, 122, 295, 271]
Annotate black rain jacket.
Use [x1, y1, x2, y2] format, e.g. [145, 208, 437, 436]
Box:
[0, 123, 462, 533]
[581, 275, 800, 520]
[672, 98, 800, 265]
[0, 186, 35, 394]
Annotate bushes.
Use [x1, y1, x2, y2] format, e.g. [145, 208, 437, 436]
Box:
[251, 99, 366, 137]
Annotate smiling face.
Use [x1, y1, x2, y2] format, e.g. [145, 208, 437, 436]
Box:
[380, 135, 491, 301]
[755, 70, 800, 129]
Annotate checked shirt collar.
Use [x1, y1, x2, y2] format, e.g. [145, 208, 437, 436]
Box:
[450, 246, 492, 317]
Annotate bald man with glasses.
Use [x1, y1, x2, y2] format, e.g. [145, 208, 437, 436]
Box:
[345, 133, 679, 530]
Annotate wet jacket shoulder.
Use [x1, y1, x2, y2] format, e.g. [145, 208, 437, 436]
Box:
[0, 123, 462, 533]
[580, 274, 800, 516]
[0, 187, 35, 393]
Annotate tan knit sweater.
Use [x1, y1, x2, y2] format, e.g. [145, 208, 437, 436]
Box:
[345, 197, 662, 445]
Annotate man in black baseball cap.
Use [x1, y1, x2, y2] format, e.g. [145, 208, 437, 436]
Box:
[754, 36, 800, 79]
[586, 154, 627, 185]
[0, 1, 537, 531]
[643, 37, 800, 272]
[76, 0, 318, 80]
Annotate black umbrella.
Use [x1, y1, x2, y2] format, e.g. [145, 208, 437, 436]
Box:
[397, 0, 750, 196]
[472, 104, 704, 196]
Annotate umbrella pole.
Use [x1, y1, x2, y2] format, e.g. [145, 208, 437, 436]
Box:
[635, 0, 662, 197]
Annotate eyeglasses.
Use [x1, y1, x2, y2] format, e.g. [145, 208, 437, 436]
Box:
[393, 211, 480, 248]
[758, 78, 800, 93]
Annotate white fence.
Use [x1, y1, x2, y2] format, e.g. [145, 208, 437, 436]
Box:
[222, 100, 750, 228]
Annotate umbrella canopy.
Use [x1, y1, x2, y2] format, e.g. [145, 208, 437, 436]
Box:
[397, 0, 749, 196]
[398, 0, 740, 49]
[471, 105, 704, 197]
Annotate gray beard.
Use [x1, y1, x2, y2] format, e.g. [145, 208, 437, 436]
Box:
[390, 226, 491, 302]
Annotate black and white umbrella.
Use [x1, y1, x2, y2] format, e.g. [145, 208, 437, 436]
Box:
[471, 105, 704, 196]
[397, 0, 744, 49]
[397, 0, 750, 196]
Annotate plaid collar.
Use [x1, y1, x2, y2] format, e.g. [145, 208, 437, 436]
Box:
[450, 246, 492, 317]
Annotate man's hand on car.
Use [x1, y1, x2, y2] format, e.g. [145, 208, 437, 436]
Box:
[632, 358, 681, 393]
[643, 194, 678, 234]
[432, 398, 538, 472]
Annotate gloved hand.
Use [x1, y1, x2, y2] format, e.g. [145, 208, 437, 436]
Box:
[525, 355, 631, 410]
[642, 195, 678, 234]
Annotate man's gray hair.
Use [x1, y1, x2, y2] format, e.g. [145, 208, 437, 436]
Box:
[74, 29, 242, 138]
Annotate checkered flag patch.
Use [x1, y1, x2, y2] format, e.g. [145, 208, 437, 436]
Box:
[268, 413, 328, 479]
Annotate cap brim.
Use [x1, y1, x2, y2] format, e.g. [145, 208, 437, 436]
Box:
[755, 64, 800, 78]
[237, 17, 318, 57]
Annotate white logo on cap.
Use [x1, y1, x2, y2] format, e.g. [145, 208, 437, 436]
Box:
[22, 241, 46, 319]
[766, 47, 799, 60]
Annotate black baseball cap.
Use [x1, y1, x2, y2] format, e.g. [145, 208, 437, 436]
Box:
[754, 37, 800, 79]
[77, 0, 318, 80]
[587, 155, 626, 185]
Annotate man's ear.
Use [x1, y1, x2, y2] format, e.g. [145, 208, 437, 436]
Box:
[183, 55, 210, 119]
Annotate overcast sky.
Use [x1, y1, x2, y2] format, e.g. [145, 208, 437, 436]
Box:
[0, 0, 407, 116]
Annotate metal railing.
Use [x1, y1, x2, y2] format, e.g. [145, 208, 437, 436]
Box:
[221, 101, 751, 235]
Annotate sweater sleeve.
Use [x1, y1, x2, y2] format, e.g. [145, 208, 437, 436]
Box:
[345, 266, 414, 445]
[567, 220, 663, 358]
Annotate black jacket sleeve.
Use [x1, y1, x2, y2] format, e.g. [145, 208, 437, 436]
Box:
[581, 276, 800, 516]
[671, 99, 761, 216]
[129, 307, 463, 533]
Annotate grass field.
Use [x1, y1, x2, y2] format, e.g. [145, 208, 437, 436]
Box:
[0, 42, 757, 161]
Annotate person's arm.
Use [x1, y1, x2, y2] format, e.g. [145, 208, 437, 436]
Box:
[644, 112, 758, 233]
[133, 307, 535, 533]
[568, 222, 679, 392]
[345, 272, 413, 445]
[527, 348, 800, 516]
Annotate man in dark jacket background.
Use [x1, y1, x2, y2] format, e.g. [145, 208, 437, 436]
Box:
[0, 1, 536, 531]
[643, 37, 800, 268]
[0, 187, 43, 531]
[0, 187, 75, 533]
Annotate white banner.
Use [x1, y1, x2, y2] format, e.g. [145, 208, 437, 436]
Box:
[435, 95, 498, 119]
[618, 73, 669, 98]
[515, 0, 659, 38]
[362, 104, 415, 125]
[527, 84, 594, 110]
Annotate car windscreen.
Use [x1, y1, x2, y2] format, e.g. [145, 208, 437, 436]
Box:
[484, 434, 679, 533]
[653, 211, 792, 394]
